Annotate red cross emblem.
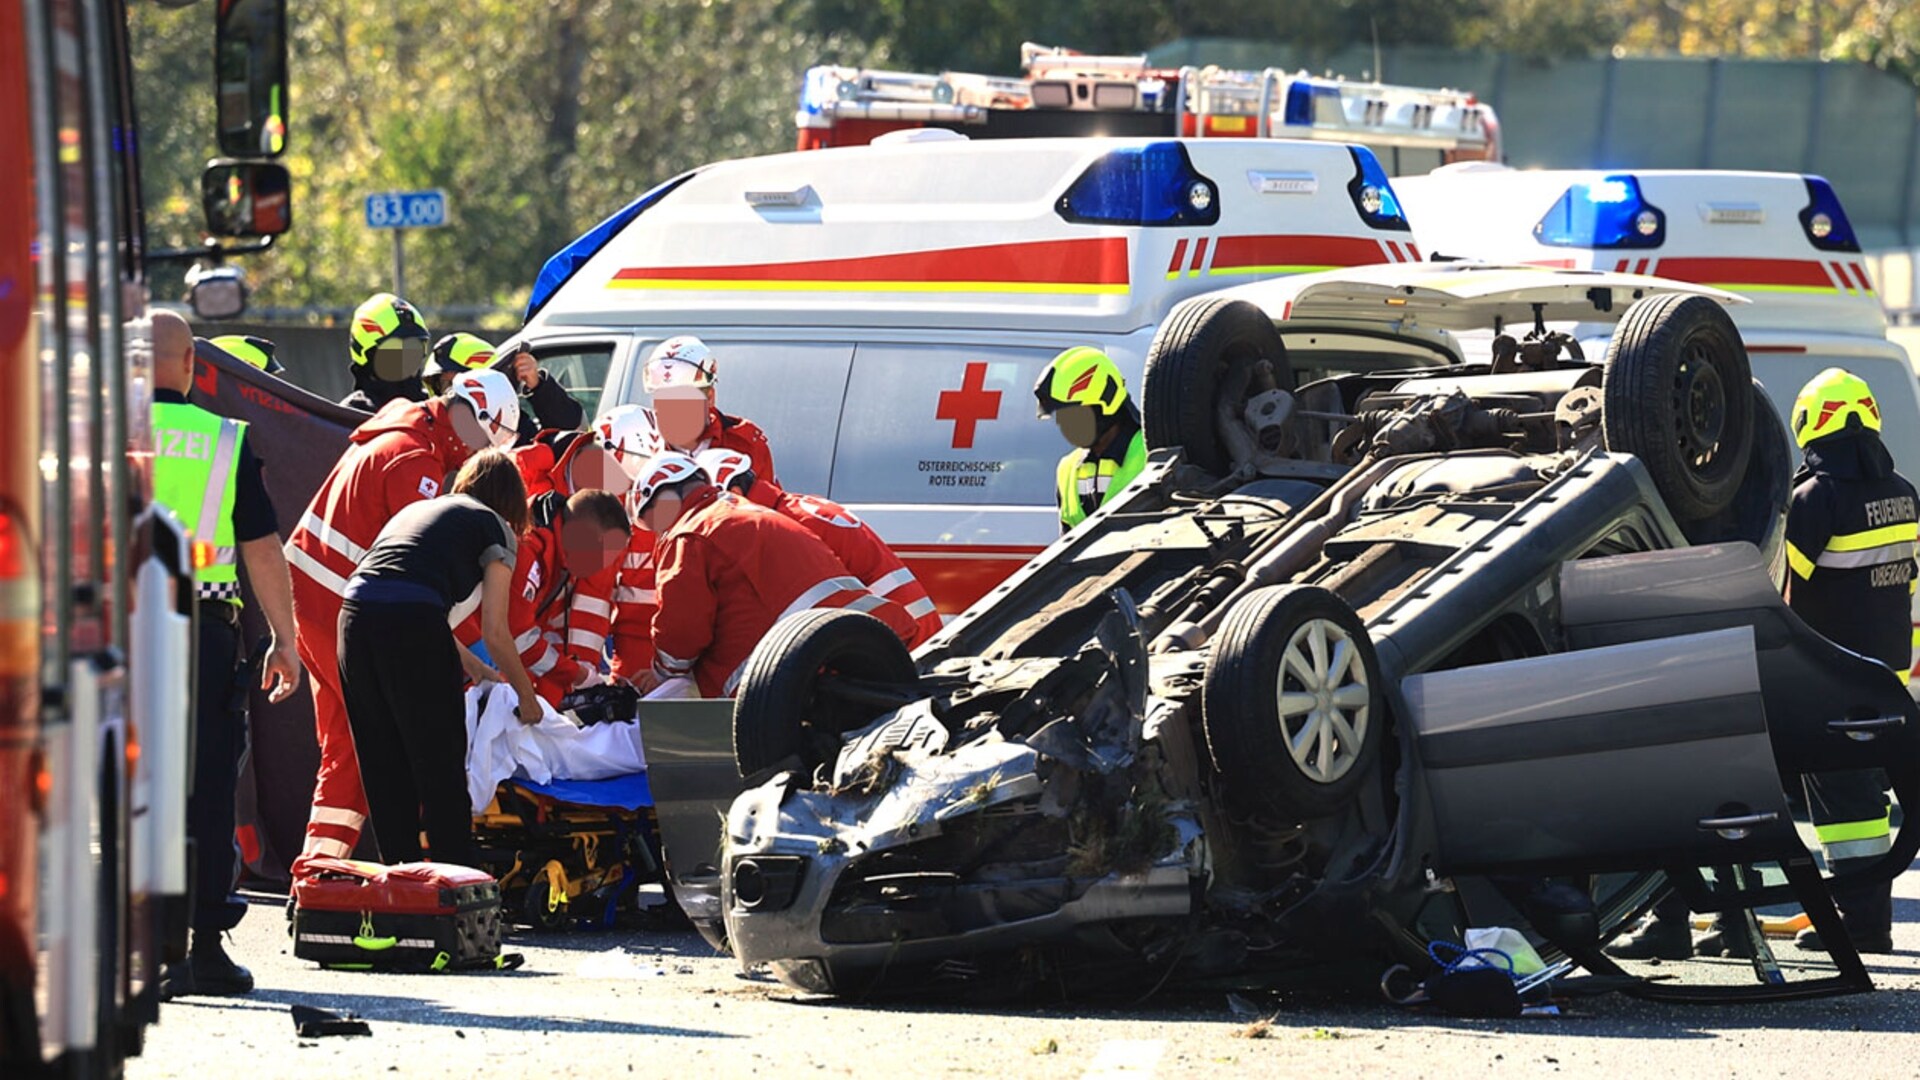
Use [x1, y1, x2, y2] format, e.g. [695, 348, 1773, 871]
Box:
[936, 362, 1002, 450]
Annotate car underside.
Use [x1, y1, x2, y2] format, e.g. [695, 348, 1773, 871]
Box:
[713, 268, 1920, 1004]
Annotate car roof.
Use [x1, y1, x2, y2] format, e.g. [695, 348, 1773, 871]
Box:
[1196, 261, 1744, 333]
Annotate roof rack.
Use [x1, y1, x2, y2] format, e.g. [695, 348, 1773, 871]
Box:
[797, 43, 1500, 161]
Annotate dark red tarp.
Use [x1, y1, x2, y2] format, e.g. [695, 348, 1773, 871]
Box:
[190, 340, 361, 883]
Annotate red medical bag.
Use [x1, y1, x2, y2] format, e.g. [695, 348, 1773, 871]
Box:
[292, 858, 508, 971]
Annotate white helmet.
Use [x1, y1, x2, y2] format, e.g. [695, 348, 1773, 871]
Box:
[449, 369, 521, 449]
[694, 448, 755, 494]
[630, 451, 703, 516]
[643, 335, 717, 393]
[594, 404, 663, 483]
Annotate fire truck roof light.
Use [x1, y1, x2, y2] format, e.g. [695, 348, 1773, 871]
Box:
[1055, 142, 1220, 228]
[1347, 147, 1410, 233]
[1800, 176, 1860, 253]
[527, 171, 696, 320]
[1534, 174, 1665, 250]
[1284, 82, 1341, 127]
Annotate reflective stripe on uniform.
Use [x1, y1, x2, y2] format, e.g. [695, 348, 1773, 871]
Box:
[298, 510, 370, 563]
[302, 837, 352, 858]
[571, 595, 613, 619]
[1815, 541, 1916, 569]
[568, 629, 606, 653]
[904, 596, 938, 619]
[1787, 541, 1817, 581]
[774, 576, 867, 624]
[194, 419, 243, 565]
[286, 543, 351, 597]
[654, 647, 694, 675]
[1822, 834, 1894, 860]
[844, 593, 887, 614]
[513, 626, 543, 652]
[614, 586, 655, 606]
[1814, 813, 1892, 860]
[868, 568, 917, 597]
[1826, 523, 1919, 552]
[527, 644, 560, 676]
[311, 806, 367, 829]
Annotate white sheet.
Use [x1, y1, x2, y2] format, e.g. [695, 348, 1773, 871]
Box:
[463, 685, 648, 811]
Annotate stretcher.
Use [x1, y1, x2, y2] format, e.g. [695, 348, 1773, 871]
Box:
[471, 772, 665, 931]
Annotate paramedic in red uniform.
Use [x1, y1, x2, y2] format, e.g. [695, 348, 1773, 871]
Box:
[508, 405, 659, 681]
[696, 448, 942, 649]
[338, 450, 542, 867]
[630, 453, 915, 698]
[467, 488, 631, 707]
[644, 336, 777, 485]
[283, 368, 521, 877]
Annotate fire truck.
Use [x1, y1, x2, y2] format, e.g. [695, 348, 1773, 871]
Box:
[2, 1, 290, 1076]
[795, 42, 1501, 174]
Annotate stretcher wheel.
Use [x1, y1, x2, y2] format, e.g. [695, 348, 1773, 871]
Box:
[1142, 297, 1294, 475]
[1602, 293, 1753, 522]
[523, 876, 570, 932]
[1201, 585, 1385, 820]
[732, 608, 918, 778]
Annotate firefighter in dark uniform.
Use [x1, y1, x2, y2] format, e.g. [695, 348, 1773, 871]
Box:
[1780, 367, 1914, 954]
[1034, 346, 1147, 533]
[1607, 366, 1914, 962]
[149, 311, 305, 997]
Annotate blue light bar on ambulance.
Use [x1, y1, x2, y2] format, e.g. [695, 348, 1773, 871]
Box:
[1533, 174, 1665, 249]
[1346, 147, 1410, 232]
[1799, 176, 1860, 253]
[1055, 142, 1220, 228]
[525, 171, 697, 320]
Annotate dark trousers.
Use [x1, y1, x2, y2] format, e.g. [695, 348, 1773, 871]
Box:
[337, 600, 476, 867]
[1805, 768, 1894, 936]
[189, 604, 247, 932]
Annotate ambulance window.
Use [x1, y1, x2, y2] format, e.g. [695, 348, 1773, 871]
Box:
[632, 340, 854, 496]
[532, 342, 616, 421]
[829, 344, 1070, 508]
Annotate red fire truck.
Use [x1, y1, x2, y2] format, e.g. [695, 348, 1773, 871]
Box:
[795, 42, 1501, 174]
[2, 1, 289, 1076]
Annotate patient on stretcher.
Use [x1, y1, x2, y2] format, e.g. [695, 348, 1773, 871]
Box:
[463, 684, 647, 812]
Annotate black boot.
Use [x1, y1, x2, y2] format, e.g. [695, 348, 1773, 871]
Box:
[186, 931, 255, 996]
[1605, 915, 1693, 960]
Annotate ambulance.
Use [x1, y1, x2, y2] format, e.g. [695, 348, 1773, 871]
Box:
[508, 124, 1482, 614]
[1394, 165, 1920, 680]
[795, 42, 1501, 173]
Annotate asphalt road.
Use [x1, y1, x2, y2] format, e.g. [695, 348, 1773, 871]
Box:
[129, 873, 1920, 1079]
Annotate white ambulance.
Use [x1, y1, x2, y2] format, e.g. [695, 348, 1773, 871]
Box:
[1395, 164, 1920, 679]
[508, 131, 1457, 614]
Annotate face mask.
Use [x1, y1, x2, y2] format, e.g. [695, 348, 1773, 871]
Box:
[1054, 404, 1101, 449]
[367, 337, 427, 383]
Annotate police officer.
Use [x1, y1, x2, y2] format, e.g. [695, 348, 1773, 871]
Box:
[1034, 346, 1146, 532]
[149, 311, 304, 997]
[1781, 367, 1914, 955]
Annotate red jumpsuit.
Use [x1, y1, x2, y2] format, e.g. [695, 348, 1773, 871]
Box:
[509, 429, 593, 500]
[747, 482, 941, 648]
[284, 398, 474, 875]
[686, 411, 776, 488]
[608, 527, 659, 680]
[650, 487, 914, 698]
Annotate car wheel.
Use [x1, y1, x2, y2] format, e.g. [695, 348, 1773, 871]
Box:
[732, 608, 918, 778]
[1602, 293, 1754, 522]
[1143, 297, 1293, 475]
[1201, 585, 1385, 819]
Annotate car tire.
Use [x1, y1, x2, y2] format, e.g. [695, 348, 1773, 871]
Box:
[1201, 585, 1385, 820]
[732, 608, 918, 778]
[1143, 297, 1293, 475]
[1602, 293, 1754, 522]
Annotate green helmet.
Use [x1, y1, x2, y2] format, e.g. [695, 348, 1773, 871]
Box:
[208, 334, 284, 375]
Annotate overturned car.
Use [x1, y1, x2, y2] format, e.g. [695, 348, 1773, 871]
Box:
[713, 265, 1920, 1003]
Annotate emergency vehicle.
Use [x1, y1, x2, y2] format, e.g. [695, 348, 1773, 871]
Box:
[1393, 166, 1920, 681]
[4, 2, 289, 1076]
[795, 42, 1501, 175]
[516, 98, 1495, 614]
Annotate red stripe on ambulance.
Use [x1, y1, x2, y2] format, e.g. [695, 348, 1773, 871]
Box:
[1650, 257, 1835, 289]
[1208, 234, 1392, 273]
[611, 237, 1131, 287]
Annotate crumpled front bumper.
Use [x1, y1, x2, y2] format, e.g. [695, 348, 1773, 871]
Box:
[721, 737, 1199, 993]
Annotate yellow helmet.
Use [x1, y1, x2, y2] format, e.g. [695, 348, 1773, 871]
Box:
[348, 292, 430, 367]
[208, 334, 283, 374]
[424, 332, 496, 379]
[1034, 346, 1127, 417]
[1791, 367, 1882, 448]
